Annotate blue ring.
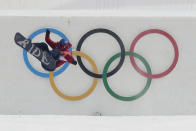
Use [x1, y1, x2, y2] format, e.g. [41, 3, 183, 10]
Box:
[23, 28, 72, 78]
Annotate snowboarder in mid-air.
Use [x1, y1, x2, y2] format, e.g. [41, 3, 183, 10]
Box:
[34, 29, 77, 71]
[14, 29, 77, 71]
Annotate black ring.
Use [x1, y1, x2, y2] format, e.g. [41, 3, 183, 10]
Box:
[76, 28, 125, 78]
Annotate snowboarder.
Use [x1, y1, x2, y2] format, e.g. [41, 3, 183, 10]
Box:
[14, 29, 77, 71]
[32, 29, 77, 71]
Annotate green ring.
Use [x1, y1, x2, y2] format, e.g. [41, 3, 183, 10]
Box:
[102, 51, 152, 101]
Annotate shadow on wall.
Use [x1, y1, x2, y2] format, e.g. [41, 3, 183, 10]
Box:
[0, 0, 195, 10]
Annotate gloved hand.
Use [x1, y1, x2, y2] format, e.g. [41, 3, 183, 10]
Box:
[46, 29, 50, 36]
[72, 60, 77, 65]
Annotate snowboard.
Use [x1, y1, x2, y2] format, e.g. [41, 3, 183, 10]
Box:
[14, 32, 57, 71]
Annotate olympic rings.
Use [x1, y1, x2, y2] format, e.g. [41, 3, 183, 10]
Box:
[130, 29, 179, 78]
[76, 28, 125, 78]
[23, 28, 72, 78]
[49, 51, 98, 101]
[20, 27, 179, 101]
[103, 51, 152, 101]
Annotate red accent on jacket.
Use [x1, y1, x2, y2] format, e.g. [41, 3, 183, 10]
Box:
[45, 35, 75, 68]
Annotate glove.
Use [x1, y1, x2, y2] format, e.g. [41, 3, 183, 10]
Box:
[72, 60, 77, 65]
[46, 29, 50, 36]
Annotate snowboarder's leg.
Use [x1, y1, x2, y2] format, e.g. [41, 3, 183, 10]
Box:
[49, 49, 61, 60]
[34, 42, 49, 52]
[33, 43, 56, 71]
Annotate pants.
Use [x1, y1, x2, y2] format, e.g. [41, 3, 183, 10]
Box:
[34, 42, 60, 71]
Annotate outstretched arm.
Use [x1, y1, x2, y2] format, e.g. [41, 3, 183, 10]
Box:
[56, 60, 66, 68]
[45, 29, 59, 49]
[59, 51, 77, 66]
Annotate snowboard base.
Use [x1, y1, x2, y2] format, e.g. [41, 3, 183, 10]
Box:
[14, 32, 57, 71]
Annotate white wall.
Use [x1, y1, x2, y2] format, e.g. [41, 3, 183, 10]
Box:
[0, 13, 196, 115]
[0, 0, 195, 11]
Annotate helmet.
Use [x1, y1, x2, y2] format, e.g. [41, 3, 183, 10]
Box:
[59, 39, 69, 46]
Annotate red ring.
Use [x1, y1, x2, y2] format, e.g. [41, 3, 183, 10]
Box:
[130, 29, 179, 79]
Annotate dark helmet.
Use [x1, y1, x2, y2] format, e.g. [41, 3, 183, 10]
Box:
[59, 39, 69, 46]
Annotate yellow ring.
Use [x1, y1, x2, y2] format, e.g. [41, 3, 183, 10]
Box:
[49, 51, 98, 101]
